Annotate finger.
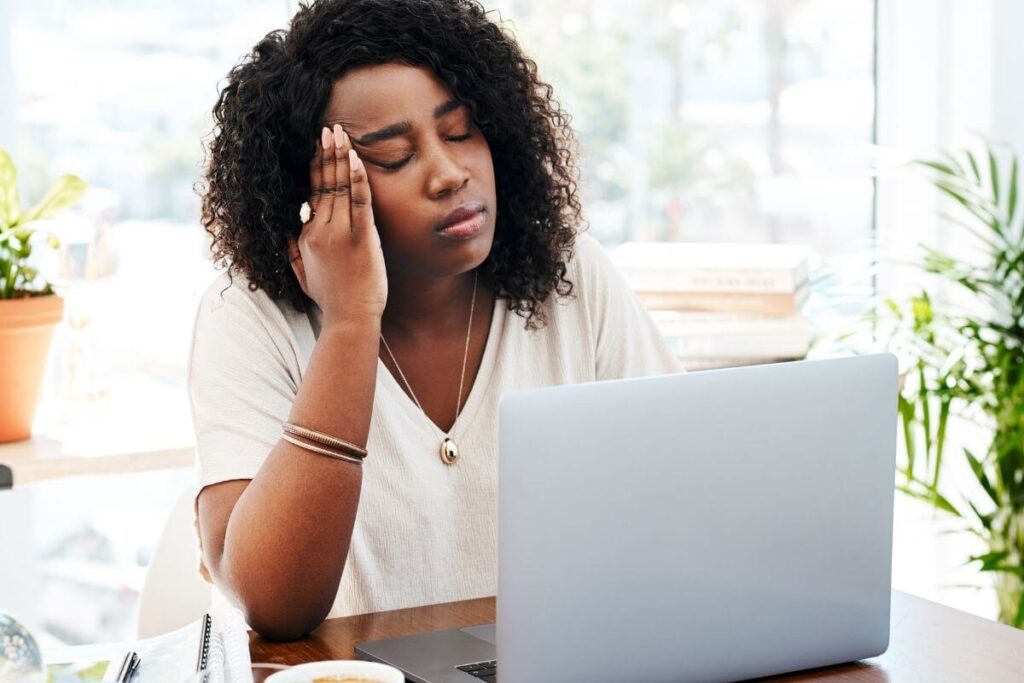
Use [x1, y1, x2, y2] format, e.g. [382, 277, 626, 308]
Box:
[287, 236, 308, 294]
[309, 136, 325, 215]
[319, 126, 336, 224]
[349, 148, 375, 240]
[330, 123, 352, 233]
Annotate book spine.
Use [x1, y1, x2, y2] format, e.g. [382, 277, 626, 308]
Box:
[652, 314, 809, 338]
[620, 265, 808, 293]
[664, 332, 811, 359]
[636, 288, 808, 316]
[680, 357, 794, 371]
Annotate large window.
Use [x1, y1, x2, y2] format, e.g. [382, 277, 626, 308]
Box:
[493, 0, 876, 253]
[2, 0, 877, 644]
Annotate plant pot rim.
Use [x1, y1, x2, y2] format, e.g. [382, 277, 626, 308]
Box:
[0, 293, 64, 327]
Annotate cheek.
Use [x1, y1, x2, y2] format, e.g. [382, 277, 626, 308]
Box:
[470, 143, 496, 186]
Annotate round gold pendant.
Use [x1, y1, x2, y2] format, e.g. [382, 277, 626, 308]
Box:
[440, 437, 459, 465]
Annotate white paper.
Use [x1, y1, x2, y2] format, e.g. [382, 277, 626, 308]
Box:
[43, 607, 252, 683]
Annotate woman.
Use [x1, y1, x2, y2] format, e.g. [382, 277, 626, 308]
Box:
[191, 0, 682, 641]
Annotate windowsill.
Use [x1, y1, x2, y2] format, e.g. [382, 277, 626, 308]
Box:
[0, 374, 194, 488]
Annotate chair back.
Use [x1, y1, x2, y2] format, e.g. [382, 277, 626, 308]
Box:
[137, 487, 211, 638]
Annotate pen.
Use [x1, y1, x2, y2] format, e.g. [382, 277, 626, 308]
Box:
[115, 653, 130, 682]
[117, 652, 140, 683]
[126, 653, 141, 682]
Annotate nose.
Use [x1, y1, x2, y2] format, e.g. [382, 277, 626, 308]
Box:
[426, 140, 471, 198]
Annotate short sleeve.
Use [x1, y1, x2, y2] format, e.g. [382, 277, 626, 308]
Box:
[573, 233, 685, 380]
[187, 274, 300, 490]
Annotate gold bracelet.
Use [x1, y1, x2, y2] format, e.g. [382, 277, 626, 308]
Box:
[283, 422, 368, 459]
[281, 432, 364, 465]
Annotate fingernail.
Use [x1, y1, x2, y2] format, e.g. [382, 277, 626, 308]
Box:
[321, 127, 331, 150]
[333, 124, 344, 149]
[349, 148, 361, 168]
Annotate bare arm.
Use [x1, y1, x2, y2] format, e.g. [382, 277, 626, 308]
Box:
[198, 316, 378, 640]
[197, 125, 387, 641]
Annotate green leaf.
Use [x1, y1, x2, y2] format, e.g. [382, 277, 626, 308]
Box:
[16, 173, 87, 225]
[933, 180, 1004, 240]
[910, 294, 934, 327]
[919, 366, 933, 478]
[933, 398, 950, 487]
[966, 149, 983, 183]
[968, 549, 1009, 571]
[897, 483, 963, 518]
[898, 394, 916, 477]
[965, 499, 992, 531]
[1008, 155, 1019, 226]
[964, 448, 998, 505]
[0, 148, 19, 229]
[986, 141, 1000, 204]
[936, 210, 1002, 252]
[921, 246, 957, 275]
[939, 150, 967, 176]
[937, 526, 988, 540]
[916, 159, 959, 177]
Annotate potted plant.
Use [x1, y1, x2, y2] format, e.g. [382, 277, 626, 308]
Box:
[0, 148, 87, 442]
[841, 140, 1023, 627]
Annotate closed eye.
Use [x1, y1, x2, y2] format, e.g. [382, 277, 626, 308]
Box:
[373, 132, 474, 172]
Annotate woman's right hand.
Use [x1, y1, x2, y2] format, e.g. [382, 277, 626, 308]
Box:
[289, 124, 388, 327]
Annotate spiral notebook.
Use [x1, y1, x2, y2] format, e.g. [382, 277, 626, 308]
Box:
[44, 610, 250, 683]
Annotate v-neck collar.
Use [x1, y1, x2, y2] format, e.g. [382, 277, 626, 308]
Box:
[377, 296, 505, 440]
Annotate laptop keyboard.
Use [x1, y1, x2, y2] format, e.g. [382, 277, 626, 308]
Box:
[456, 659, 497, 682]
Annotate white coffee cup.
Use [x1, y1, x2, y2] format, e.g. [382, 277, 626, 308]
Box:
[264, 659, 404, 683]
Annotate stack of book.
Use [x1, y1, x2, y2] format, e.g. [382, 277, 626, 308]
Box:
[610, 241, 812, 371]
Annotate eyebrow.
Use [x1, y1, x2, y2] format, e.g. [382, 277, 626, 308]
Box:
[347, 99, 465, 147]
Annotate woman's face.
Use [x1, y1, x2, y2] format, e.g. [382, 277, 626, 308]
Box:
[322, 62, 497, 279]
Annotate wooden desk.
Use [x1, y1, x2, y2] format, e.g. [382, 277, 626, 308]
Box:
[250, 591, 1024, 682]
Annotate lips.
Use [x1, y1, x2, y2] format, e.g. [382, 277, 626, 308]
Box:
[434, 200, 486, 233]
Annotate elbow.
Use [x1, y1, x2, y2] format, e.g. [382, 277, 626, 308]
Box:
[245, 606, 328, 642]
[215, 559, 334, 642]
[238, 584, 333, 641]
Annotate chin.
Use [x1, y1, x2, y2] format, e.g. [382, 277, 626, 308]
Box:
[447, 232, 494, 275]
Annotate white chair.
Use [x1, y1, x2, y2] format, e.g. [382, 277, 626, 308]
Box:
[137, 488, 212, 638]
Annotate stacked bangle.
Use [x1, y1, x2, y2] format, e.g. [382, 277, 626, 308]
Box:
[282, 421, 368, 464]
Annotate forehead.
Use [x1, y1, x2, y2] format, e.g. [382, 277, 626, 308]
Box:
[323, 62, 456, 127]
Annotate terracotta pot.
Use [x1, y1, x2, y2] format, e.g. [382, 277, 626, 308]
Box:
[0, 294, 63, 443]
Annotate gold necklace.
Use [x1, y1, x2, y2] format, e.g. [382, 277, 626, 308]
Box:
[379, 270, 478, 465]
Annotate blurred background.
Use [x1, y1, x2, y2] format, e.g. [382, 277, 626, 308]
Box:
[1, 0, 1022, 645]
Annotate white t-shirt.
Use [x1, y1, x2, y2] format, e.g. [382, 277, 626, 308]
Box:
[187, 232, 683, 618]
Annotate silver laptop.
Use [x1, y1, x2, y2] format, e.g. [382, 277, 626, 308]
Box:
[356, 353, 897, 683]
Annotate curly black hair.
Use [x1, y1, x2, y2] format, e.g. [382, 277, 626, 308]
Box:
[199, 0, 585, 330]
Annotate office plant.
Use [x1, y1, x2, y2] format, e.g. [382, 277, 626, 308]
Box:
[0, 148, 86, 442]
[871, 140, 1023, 628]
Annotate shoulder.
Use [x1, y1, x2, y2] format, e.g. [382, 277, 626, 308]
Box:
[193, 270, 306, 353]
[531, 231, 619, 332]
[565, 231, 628, 303]
[198, 270, 277, 321]
[568, 231, 610, 277]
